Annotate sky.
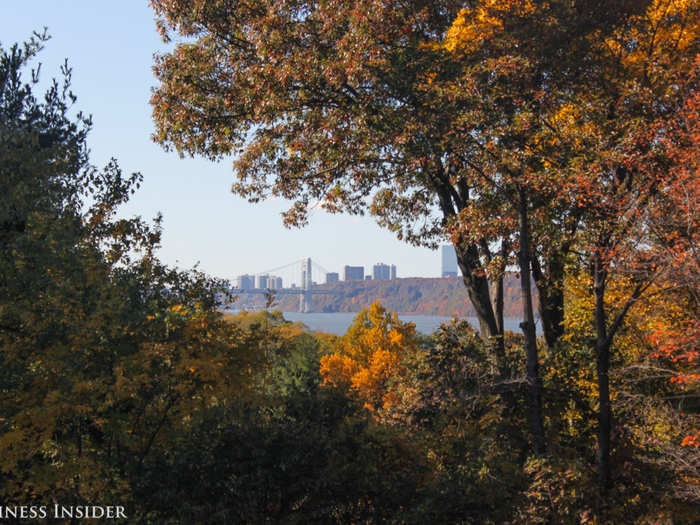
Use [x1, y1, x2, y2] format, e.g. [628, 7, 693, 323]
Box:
[0, 2, 443, 283]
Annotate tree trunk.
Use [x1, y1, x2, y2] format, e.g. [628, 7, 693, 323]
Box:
[493, 241, 508, 376]
[454, 240, 499, 338]
[532, 255, 565, 349]
[518, 187, 546, 454]
[431, 164, 500, 343]
[496, 240, 508, 336]
[593, 251, 611, 496]
[496, 273, 504, 335]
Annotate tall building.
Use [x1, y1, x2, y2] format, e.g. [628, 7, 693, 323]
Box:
[256, 274, 269, 289]
[372, 263, 391, 280]
[269, 276, 283, 289]
[326, 272, 339, 283]
[441, 245, 459, 277]
[236, 274, 255, 290]
[343, 265, 364, 281]
[390, 264, 397, 280]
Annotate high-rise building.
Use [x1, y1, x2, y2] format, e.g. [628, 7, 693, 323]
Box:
[326, 272, 339, 283]
[256, 274, 269, 289]
[441, 245, 459, 277]
[236, 274, 255, 290]
[268, 276, 283, 289]
[390, 264, 397, 280]
[372, 263, 391, 280]
[343, 265, 364, 281]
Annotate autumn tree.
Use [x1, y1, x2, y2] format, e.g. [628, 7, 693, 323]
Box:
[437, 0, 698, 495]
[149, 0, 524, 346]
[320, 302, 418, 412]
[373, 0, 648, 455]
[639, 56, 700, 505]
[553, 0, 698, 497]
[646, 59, 700, 394]
[149, 0, 699, 500]
[145, 1, 649, 458]
[0, 35, 263, 507]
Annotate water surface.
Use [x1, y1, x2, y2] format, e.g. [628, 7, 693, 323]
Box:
[281, 312, 532, 335]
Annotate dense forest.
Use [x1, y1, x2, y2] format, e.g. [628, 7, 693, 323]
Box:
[232, 275, 528, 316]
[1, 1, 698, 523]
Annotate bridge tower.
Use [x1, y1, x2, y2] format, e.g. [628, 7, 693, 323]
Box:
[299, 258, 313, 313]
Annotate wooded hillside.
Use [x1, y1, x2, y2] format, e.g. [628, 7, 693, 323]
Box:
[232, 275, 528, 316]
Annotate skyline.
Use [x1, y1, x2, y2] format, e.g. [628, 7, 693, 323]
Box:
[0, 2, 443, 282]
[234, 258, 405, 289]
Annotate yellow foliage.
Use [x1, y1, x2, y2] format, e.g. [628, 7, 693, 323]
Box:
[319, 302, 418, 411]
[601, 0, 700, 76]
[319, 353, 358, 389]
[561, 270, 697, 425]
[545, 103, 598, 149]
[442, 1, 537, 54]
[564, 271, 688, 360]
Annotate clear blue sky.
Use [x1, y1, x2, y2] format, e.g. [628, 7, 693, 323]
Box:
[1, 2, 442, 283]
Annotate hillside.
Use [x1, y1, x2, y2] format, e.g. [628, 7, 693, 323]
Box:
[231, 275, 528, 317]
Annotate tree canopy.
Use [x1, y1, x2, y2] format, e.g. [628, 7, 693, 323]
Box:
[0, 33, 262, 508]
[150, 0, 699, 509]
[2, 1, 696, 521]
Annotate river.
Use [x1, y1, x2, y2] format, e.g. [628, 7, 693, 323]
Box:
[281, 312, 536, 335]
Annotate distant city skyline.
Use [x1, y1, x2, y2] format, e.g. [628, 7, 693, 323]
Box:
[234, 258, 408, 289]
[0, 3, 444, 281]
[232, 256, 438, 290]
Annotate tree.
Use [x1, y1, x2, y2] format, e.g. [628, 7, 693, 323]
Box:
[224, 309, 325, 397]
[149, 0, 699, 500]
[647, 61, 700, 393]
[149, 0, 515, 344]
[319, 302, 418, 412]
[145, 1, 649, 458]
[438, 0, 698, 497]
[0, 35, 262, 506]
[556, 0, 698, 497]
[409, 0, 623, 455]
[0, 30, 89, 244]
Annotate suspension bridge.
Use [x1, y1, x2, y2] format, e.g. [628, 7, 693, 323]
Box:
[232, 258, 342, 312]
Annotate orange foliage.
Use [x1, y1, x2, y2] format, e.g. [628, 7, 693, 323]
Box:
[442, 1, 537, 54]
[319, 302, 418, 411]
